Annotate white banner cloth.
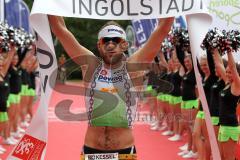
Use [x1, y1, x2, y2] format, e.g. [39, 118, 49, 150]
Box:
[7, 0, 218, 159]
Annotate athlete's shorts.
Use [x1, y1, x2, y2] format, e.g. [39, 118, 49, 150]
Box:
[218, 125, 240, 142]
[20, 85, 29, 96]
[211, 116, 219, 126]
[196, 111, 205, 119]
[8, 94, 21, 104]
[181, 99, 198, 109]
[0, 112, 8, 122]
[146, 85, 157, 97]
[81, 145, 137, 160]
[169, 96, 182, 105]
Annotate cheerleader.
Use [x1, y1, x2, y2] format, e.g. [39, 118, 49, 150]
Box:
[178, 54, 198, 158]
[193, 53, 218, 160]
[6, 53, 23, 144]
[26, 55, 38, 121]
[159, 57, 174, 136]
[213, 49, 240, 160]
[168, 50, 184, 142]
[19, 47, 36, 126]
[0, 46, 15, 149]
[145, 61, 160, 129]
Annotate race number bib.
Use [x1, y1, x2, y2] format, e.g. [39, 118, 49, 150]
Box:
[85, 153, 118, 160]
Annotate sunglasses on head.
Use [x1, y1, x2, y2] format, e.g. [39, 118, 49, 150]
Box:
[100, 37, 123, 44]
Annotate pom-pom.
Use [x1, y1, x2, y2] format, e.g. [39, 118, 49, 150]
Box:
[169, 28, 190, 52]
[0, 21, 36, 53]
[161, 38, 174, 53]
[201, 28, 240, 55]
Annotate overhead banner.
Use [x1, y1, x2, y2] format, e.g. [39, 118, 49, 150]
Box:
[31, 0, 207, 19]
[8, 0, 219, 159]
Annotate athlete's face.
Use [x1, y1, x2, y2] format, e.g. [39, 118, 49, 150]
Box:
[184, 56, 192, 71]
[200, 58, 210, 76]
[97, 37, 128, 65]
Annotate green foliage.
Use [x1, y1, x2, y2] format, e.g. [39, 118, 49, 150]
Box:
[23, 0, 33, 9]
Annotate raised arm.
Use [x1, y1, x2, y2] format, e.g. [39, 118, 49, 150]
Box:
[175, 46, 187, 72]
[227, 50, 240, 95]
[128, 17, 174, 63]
[159, 50, 168, 69]
[1, 46, 16, 77]
[206, 49, 216, 76]
[212, 49, 227, 83]
[48, 15, 98, 65]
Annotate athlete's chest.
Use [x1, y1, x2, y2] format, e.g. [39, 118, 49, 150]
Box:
[95, 67, 128, 94]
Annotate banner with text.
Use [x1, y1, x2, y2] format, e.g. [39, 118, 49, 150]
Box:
[208, 0, 240, 30]
[31, 0, 207, 20]
[8, 0, 219, 159]
[208, 0, 240, 61]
